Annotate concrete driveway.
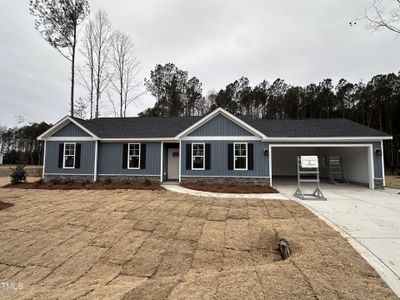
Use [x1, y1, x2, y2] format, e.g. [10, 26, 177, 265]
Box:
[276, 180, 400, 296]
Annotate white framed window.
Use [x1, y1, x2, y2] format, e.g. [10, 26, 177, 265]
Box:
[234, 142, 247, 170]
[63, 142, 76, 169]
[128, 143, 140, 169]
[192, 143, 205, 170]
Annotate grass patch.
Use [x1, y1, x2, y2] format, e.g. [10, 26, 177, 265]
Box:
[181, 183, 278, 193]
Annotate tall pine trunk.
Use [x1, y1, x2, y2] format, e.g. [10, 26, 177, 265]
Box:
[70, 25, 77, 117]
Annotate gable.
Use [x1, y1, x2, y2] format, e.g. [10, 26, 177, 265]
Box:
[52, 122, 91, 137]
[188, 114, 255, 137]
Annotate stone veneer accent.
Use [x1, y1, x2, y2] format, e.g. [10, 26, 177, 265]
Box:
[374, 179, 384, 189]
[180, 176, 270, 185]
[97, 175, 160, 183]
[44, 175, 94, 182]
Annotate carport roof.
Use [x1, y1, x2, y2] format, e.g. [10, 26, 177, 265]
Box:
[71, 115, 390, 139]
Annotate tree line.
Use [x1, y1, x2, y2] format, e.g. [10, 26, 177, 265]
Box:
[140, 63, 400, 173]
[0, 122, 52, 165]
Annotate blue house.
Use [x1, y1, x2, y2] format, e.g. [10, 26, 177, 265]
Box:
[38, 108, 391, 189]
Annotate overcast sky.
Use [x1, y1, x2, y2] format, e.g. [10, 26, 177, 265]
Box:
[1, 0, 400, 127]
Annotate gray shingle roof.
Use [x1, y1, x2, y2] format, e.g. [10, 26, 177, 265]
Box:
[73, 116, 389, 139]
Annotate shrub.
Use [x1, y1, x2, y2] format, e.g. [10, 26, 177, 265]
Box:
[104, 178, 112, 185]
[10, 165, 27, 185]
[144, 178, 152, 186]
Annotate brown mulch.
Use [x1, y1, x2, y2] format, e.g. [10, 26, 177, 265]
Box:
[0, 200, 14, 211]
[181, 183, 278, 193]
[3, 180, 163, 191]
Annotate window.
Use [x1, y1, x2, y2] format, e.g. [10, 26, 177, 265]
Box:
[234, 142, 247, 170]
[128, 143, 140, 169]
[63, 143, 76, 169]
[192, 143, 205, 170]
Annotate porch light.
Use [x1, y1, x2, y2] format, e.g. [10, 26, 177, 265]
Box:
[375, 148, 382, 157]
[263, 148, 269, 156]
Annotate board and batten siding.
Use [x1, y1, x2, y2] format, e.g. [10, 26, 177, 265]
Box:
[44, 141, 95, 174]
[188, 115, 254, 136]
[52, 122, 91, 137]
[181, 140, 269, 177]
[97, 142, 161, 175]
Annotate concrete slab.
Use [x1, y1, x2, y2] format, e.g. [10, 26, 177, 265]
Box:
[162, 184, 289, 200]
[275, 180, 400, 297]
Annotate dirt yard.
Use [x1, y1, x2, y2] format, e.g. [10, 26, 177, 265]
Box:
[0, 180, 396, 299]
[386, 175, 400, 189]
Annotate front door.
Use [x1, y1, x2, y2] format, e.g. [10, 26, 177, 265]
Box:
[167, 148, 179, 180]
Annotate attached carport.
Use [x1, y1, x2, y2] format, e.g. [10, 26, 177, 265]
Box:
[269, 144, 375, 189]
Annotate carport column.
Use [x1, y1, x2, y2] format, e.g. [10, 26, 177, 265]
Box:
[368, 145, 375, 189]
[381, 141, 385, 186]
[93, 140, 98, 182]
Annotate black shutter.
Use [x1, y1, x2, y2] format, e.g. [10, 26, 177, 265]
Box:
[58, 143, 64, 168]
[205, 143, 211, 170]
[122, 144, 128, 169]
[228, 143, 233, 170]
[75, 143, 81, 169]
[140, 144, 146, 169]
[248, 143, 254, 170]
[186, 144, 191, 170]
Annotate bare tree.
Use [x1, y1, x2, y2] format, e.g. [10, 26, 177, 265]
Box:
[80, 10, 113, 118]
[109, 31, 144, 117]
[30, 0, 90, 117]
[74, 97, 88, 119]
[356, 0, 400, 35]
[79, 19, 95, 119]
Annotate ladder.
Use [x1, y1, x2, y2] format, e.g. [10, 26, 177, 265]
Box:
[328, 156, 349, 185]
[294, 156, 326, 200]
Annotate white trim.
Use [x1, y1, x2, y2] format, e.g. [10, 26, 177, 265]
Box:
[264, 136, 392, 142]
[178, 140, 182, 183]
[37, 116, 99, 140]
[94, 141, 98, 182]
[381, 140, 386, 186]
[191, 143, 205, 170]
[62, 142, 76, 169]
[98, 174, 159, 177]
[181, 136, 260, 141]
[269, 143, 375, 189]
[233, 142, 248, 171]
[176, 107, 266, 139]
[268, 144, 272, 186]
[46, 137, 97, 141]
[368, 145, 375, 189]
[101, 138, 178, 142]
[181, 175, 269, 179]
[42, 140, 47, 179]
[127, 143, 140, 170]
[160, 141, 164, 182]
[44, 173, 93, 176]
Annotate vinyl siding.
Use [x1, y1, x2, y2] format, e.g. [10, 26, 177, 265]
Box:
[188, 115, 254, 136]
[44, 141, 95, 174]
[98, 142, 161, 175]
[181, 140, 269, 177]
[52, 122, 91, 137]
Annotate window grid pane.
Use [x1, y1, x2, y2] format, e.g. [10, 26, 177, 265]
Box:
[128, 144, 140, 169]
[234, 143, 247, 169]
[192, 143, 205, 169]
